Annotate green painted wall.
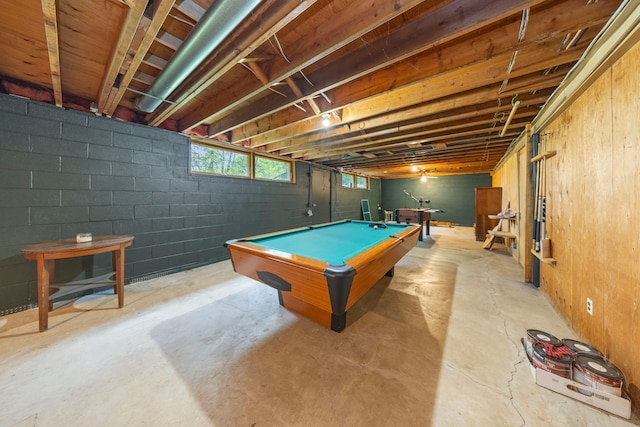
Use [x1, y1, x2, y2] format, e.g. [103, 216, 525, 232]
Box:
[380, 174, 492, 226]
[332, 169, 383, 222]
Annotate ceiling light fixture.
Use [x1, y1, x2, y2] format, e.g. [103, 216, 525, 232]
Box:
[321, 113, 331, 127]
[421, 172, 427, 182]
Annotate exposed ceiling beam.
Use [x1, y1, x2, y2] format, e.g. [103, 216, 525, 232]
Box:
[0, 0, 623, 178]
[339, 42, 583, 125]
[173, 0, 205, 21]
[117, 0, 136, 7]
[40, 0, 63, 107]
[247, 72, 561, 150]
[285, 76, 321, 115]
[289, 113, 521, 160]
[532, 0, 640, 132]
[324, 138, 515, 168]
[104, 0, 177, 115]
[267, 86, 556, 156]
[96, 0, 149, 113]
[350, 151, 512, 174]
[223, 0, 548, 140]
[146, 0, 319, 127]
[223, 0, 611, 144]
[180, 0, 445, 132]
[302, 123, 523, 163]
[226, 42, 580, 152]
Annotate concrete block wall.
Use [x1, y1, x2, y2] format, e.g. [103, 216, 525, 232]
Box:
[0, 94, 379, 314]
[381, 174, 492, 226]
[331, 169, 383, 222]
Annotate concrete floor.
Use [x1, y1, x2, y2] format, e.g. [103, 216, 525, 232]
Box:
[0, 226, 637, 427]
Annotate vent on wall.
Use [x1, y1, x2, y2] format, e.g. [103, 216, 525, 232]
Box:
[0, 303, 38, 317]
[127, 261, 212, 284]
[128, 270, 174, 283]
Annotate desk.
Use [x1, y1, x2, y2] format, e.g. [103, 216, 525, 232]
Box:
[225, 220, 420, 332]
[395, 208, 439, 240]
[21, 235, 134, 331]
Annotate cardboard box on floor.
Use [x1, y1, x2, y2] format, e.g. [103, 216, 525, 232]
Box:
[523, 341, 631, 419]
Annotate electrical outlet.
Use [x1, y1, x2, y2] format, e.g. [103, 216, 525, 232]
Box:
[586, 298, 593, 315]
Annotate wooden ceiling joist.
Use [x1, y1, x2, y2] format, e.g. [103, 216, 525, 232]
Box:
[103, 0, 177, 116]
[0, 0, 623, 177]
[246, 72, 562, 150]
[40, 0, 63, 107]
[272, 92, 552, 158]
[219, 0, 613, 144]
[294, 126, 513, 162]
[146, 0, 320, 127]
[181, 0, 440, 134]
[96, 0, 149, 113]
[221, 0, 548, 140]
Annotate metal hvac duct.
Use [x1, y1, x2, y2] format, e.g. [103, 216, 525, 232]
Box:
[134, 0, 263, 113]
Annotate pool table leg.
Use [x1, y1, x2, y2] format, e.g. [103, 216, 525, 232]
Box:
[331, 313, 347, 332]
[328, 265, 391, 331]
[325, 265, 357, 333]
[385, 267, 394, 277]
[277, 290, 285, 306]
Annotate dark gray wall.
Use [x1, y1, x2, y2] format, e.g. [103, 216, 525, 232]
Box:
[332, 169, 383, 222]
[381, 174, 492, 226]
[0, 94, 380, 314]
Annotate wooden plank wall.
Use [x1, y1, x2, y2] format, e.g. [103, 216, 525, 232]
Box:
[497, 39, 640, 410]
[491, 147, 526, 266]
[609, 36, 640, 409]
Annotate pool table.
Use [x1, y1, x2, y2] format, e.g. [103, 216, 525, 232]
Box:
[225, 220, 421, 332]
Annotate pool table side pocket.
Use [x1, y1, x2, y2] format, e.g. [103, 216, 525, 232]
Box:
[226, 242, 334, 312]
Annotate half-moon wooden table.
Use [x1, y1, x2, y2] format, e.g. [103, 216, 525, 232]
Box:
[21, 235, 134, 332]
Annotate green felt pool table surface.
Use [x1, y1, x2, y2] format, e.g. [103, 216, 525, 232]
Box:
[240, 220, 414, 266]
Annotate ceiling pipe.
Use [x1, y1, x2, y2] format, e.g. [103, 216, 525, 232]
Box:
[499, 100, 521, 137]
[134, 0, 263, 113]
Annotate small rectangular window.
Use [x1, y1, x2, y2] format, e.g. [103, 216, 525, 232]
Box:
[255, 155, 293, 181]
[356, 175, 368, 189]
[341, 173, 354, 188]
[191, 143, 249, 177]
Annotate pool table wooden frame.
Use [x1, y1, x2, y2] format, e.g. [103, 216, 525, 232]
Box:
[225, 220, 420, 332]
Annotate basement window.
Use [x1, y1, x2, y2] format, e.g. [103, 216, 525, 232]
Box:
[190, 140, 294, 183]
[254, 155, 294, 182]
[356, 175, 369, 189]
[342, 173, 355, 188]
[342, 173, 369, 189]
[190, 142, 250, 178]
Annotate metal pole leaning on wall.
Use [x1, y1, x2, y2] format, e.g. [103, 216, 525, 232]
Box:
[540, 134, 547, 244]
[532, 132, 541, 287]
